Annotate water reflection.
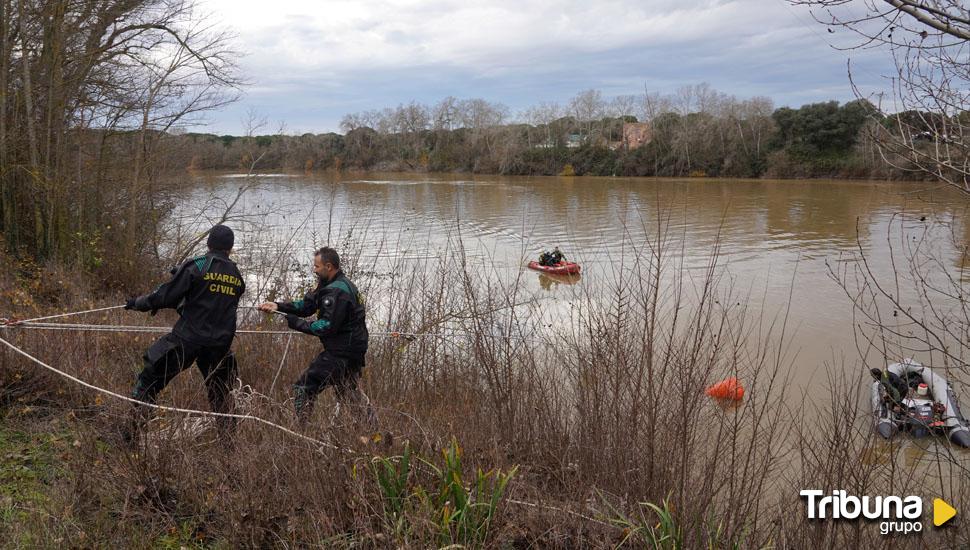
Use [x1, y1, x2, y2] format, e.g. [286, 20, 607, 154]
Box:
[538, 273, 582, 290]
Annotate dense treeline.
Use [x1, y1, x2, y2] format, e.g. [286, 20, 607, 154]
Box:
[0, 0, 238, 277]
[0, 0, 952, 274]
[177, 85, 940, 180]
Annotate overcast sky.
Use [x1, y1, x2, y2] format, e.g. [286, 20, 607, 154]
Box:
[195, 0, 897, 135]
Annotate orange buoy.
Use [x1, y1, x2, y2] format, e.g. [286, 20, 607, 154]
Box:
[706, 377, 744, 401]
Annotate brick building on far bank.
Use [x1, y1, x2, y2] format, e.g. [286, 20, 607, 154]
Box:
[621, 122, 652, 150]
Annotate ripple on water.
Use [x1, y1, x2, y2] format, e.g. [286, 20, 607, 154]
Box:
[219, 173, 298, 179]
[184, 173, 970, 410]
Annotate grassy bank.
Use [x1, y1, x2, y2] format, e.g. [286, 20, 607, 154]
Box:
[0, 234, 968, 548]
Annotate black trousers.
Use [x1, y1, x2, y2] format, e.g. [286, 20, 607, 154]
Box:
[292, 351, 363, 416]
[132, 333, 237, 416]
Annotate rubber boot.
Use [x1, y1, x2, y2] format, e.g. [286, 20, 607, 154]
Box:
[293, 385, 316, 424]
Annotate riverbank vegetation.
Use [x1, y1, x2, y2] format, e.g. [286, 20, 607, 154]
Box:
[180, 88, 947, 181]
[0, 0, 240, 279]
[2, 229, 968, 548]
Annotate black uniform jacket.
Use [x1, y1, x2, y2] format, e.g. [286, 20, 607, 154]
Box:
[132, 250, 245, 346]
[276, 270, 368, 362]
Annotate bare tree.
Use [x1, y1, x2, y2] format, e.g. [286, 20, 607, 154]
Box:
[457, 98, 508, 157]
[126, 18, 241, 260]
[737, 97, 775, 159]
[569, 88, 604, 143]
[792, 0, 970, 193]
[640, 88, 675, 122]
[432, 96, 460, 131]
[0, 0, 241, 278]
[521, 101, 563, 147]
[394, 101, 430, 165]
[339, 112, 365, 134]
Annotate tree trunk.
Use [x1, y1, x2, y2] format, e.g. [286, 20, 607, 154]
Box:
[43, 1, 68, 255]
[18, 0, 47, 253]
[0, 0, 10, 241]
[17, 0, 37, 170]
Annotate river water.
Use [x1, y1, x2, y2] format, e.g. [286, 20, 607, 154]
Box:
[177, 171, 970, 495]
[184, 171, 968, 373]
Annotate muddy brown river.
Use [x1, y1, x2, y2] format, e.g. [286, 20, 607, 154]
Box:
[184, 172, 968, 383]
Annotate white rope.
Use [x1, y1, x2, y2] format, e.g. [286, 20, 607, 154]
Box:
[239, 305, 286, 316]
[0, 328, 619, 530]
[0, 334, 336, 450]
[1, 322, 293, 335]
[269, 333, 294, 394]
[3, 302, 543, 342]
[2, 322, 422, 338]
[1, 320, 541, 342]
[4, 303, 544, 347]
[2, 324, 170, 333]
[8, 304, 126, 324]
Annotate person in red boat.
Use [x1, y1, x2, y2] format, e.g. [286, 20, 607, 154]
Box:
[549, 246, 565, 265]
[539, 246, 566, 267]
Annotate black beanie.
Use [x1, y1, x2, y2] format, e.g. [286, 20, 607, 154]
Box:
[207, 225, 234, 251]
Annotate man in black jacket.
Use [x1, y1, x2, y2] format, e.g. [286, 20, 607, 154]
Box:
[125, 224, 245, 438]
[258, 247, 370, 422]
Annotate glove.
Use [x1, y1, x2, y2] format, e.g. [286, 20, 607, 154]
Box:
[125, 296, 137, 310]
[286, 314, 310, 333]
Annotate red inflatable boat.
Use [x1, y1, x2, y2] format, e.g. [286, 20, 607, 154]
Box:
[527, 261, 581, 275]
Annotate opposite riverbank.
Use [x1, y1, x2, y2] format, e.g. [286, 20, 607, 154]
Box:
[177, 95, 946, 183]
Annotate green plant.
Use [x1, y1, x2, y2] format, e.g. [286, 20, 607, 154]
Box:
[370, 439, 516, 547]
[418, 438, 516, 547]
[705, 518, 766, 550]
[371, 443, 413, 536]
[601, 494, 681, 549]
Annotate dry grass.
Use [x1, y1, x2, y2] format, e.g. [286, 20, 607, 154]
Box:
[0, 224, 968, 548]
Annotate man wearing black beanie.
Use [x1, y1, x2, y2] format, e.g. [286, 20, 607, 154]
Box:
[123, 224, 245, 441]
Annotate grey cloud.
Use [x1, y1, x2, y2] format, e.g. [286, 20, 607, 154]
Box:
[196, 0, 899, 133]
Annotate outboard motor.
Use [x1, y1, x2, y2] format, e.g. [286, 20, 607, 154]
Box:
[906, 399, 934, 437]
